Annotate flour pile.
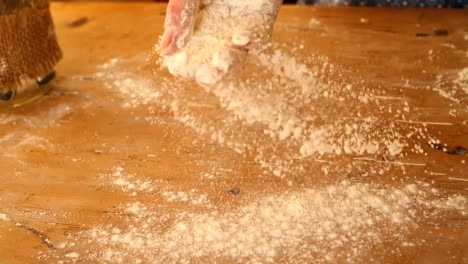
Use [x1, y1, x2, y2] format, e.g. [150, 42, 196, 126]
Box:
[84, 179, 466, 263]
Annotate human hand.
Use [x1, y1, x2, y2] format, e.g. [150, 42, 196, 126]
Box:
[159, 0, 282, 85]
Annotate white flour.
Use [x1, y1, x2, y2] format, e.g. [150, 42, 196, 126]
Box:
[97, 46, 437, 184]
[454, 67, 468, 94]
[64, 252, 80, 259]
[0, 104, 73, 128]
[82, 180, 466, 263]
[104, 167, 155, 195]
[49, 28, 468, 263]
[179, 48, 413, 163]
[0, 213, 10, 221]
[103, 167, 212, 208]
[0, 57, 8, 73]
[0, 132, 52, 158]
[162, 189, 211, 207]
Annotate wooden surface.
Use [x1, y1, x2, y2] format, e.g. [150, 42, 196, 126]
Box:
[0, 3, 467, 263]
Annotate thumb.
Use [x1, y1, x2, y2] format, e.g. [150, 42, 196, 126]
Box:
[160, 0, 200, 56]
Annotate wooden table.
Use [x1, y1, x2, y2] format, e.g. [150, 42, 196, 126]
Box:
[0, 3, 467, 263]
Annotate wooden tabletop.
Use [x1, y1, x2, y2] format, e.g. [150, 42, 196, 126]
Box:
[0, 3, 467, 264]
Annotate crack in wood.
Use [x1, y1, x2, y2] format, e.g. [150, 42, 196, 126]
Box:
[1, 213, 56, 249]
[15, 222, 56, 249]
[429, 143, 467, 156]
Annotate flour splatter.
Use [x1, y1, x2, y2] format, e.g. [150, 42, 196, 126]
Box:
[0, 57, 8, 73]
[44, 29, 468, 263]
[67, 180, 467, 263]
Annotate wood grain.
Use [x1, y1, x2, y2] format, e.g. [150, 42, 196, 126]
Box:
[0, 3, 467, 263]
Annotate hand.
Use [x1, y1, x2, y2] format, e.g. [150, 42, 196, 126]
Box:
[159, 0, 200, 56]
[159, 0, 282, 85]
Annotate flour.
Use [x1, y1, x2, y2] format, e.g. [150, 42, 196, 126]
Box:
[454, 67, 468, 94]
[79, 181, 466, 263]
[458, 68, 468, 82]
[0, 132, 52, 158]
[162, 189, 211, 207]
[190, 48, 410, 159]
[106, 72, 160, 108]
[0, 104, 74, 128]
[0, 57, 7, 73]
[441, 43, 456, 49]
[430, 67, 468, 106]
[105, 167, 155, 195]
[360, 18, 369, 24]
[57, 32, 468, 263]
[0, 212, 10, 221]
[308, 18, 321, 28]
[125, 202, 148, 216]
[103, 167, 213, 208]
[98, 47, 427, 183]
[161, 0, 281, 85]
[65, 252, 80, 258]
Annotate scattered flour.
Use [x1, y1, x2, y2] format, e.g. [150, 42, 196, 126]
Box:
[0, 104, 74, 128]
[167, 48, 412, 164]
[0, 213, 10, 221]
[308, 18, 321, 28]
[97, 43, 434, 183]
[427, 51, 468, 101]
[359, 18, 369, 24]
[64, 252, 80, 259]
[0, 132, 52, 158]
[454, 67, 468, 94]
[441, 43, 456, 49]
[0, 57, 8, 73]
[110, 74, 160, 107]
[162, 189, 211, 207]
[79, 181, 466, 263]
[103, 167, 212, 208]
[55, 29, 468, 263]
[1, 7, 465, 263]
[95, 67, 161, 108]
[104, 167, 155, 195]
[124, 202, 148, 216]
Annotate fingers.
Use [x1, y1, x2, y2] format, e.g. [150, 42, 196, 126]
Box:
[160, 0, 200, 56]
[162, 0, 284, 85]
